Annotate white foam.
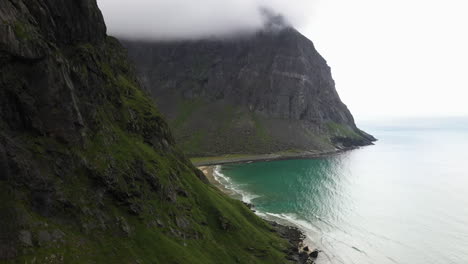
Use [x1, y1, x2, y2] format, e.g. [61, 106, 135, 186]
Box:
[212, 165, 402, 264]
[264, 212, 322, 239]
[212, 165, 343, 263]
[212, 165, 261, 203]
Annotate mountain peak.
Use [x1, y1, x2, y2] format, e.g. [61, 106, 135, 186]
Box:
[123, 29, 375, 157]
[259, 7, 291, 32]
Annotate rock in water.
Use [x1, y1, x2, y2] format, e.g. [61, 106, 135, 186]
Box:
[298, 251, 310, 263]
[122, 27, 376, 156]
[310, 249, 320, 259]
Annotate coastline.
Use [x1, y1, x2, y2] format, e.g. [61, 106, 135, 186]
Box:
[191, 147, 360, 167]
[198, 166, 236, 196]
[196, 147, 379, 263]
[198, 164, 320, 263]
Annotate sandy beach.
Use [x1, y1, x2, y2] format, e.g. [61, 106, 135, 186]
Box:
[191, 147, 362, 167]
[198, 166, 220, 187]
[198, 163, 328, 263]
[197, 165, 322, 260]
[198, 165, 236, 196]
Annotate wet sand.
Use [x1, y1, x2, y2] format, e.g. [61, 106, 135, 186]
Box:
[197, 165, 317, 262]
[198, 165, 235, 195]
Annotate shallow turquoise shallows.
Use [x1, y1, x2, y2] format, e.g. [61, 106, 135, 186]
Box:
[218, 117, 468, 264]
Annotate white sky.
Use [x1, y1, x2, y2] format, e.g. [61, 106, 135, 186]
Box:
[97, 0, 314, 39]
[98, 0, 468, 120]
[299, 0, 468, 120]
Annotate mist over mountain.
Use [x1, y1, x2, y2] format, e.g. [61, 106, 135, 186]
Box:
[123, 26, 375, 157]
[0, 0, 307, 262]
[97, 0, 316, 40]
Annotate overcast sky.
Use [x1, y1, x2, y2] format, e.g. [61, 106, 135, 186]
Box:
[97, 0, 468, 120]
[300, 0, 468, 121]
[97, 0, 314, 39]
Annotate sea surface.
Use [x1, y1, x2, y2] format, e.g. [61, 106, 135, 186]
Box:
[214, 117, 468, 264]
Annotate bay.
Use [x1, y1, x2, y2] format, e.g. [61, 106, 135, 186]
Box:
[218, 117, 468, 264]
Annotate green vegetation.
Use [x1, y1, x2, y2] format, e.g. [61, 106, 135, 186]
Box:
[1, 32, 294, 263]
[212, 104, 237, 135]
[12, 21, 29, 41]
[252, 114, 273, 145]
[190, 149, 326, 166]
[181, 129, 205, 155]
[191, 154, 260, 165]
[172, 98, 205, 129]
[169, 101, 281, 156]
[12, 128, 291, 263]
[326, 121, 361, 139]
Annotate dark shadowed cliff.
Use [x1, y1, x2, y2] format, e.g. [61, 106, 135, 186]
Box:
[0, 0, 304, 262]
[123, 27, 375, 157]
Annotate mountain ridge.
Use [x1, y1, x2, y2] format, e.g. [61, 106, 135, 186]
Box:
[123, 27, 375, 157]
[0, 0, 305, 262]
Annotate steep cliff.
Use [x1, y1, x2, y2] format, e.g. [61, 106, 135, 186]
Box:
[123, 27, 375, 157]
[0, 0, 298, 262]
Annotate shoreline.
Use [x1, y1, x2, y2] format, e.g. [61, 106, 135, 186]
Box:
[191, 147, 362, 167]
[198, 165, 320, 263]
[198, 166, 236, 196]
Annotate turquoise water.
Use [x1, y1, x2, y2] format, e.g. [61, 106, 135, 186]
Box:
[217, 118, 468, 264]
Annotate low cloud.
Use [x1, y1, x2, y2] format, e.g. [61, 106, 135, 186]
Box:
[97, 0, 315, 40]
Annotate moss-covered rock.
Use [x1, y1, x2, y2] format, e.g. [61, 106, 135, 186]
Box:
[0, 0, 295, 263]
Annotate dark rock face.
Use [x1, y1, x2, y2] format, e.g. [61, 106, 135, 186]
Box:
[0, 0, 107, 144]
[0, 0, 300, 262]
[269, 221, 316, 264]
[310, 249, 319, 259]
[123, 29, 375, 156]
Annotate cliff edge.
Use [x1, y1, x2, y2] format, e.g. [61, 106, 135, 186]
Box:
[123, 27, 375, 157]
[0, 1, 300, 262]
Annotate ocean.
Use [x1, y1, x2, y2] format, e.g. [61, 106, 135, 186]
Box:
[214, 117, 468, 264]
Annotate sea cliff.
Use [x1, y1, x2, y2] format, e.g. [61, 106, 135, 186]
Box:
[123, 25, 375, 157]
[0, 0, 310, 262]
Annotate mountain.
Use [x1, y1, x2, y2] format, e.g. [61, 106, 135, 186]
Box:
[122, 27, 375, 157]
[0, 0, 303, 262]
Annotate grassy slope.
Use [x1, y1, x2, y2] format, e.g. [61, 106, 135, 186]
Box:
[171, 97, 369, 160]
[0, 9, 293, 264]
[169, 99, 295, 157]
[124, 36, 374, 158]
[169, 99, 351, 158]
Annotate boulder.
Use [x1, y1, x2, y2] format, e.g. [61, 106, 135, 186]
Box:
[310, 249, 319, 259]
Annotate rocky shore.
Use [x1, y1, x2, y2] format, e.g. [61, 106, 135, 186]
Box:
[1, 0, 318, 262]
[199, 165, 320, 263]
[269, 221, 320, 264]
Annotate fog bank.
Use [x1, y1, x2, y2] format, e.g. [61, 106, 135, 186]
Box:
[97, 0, 315, 40]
